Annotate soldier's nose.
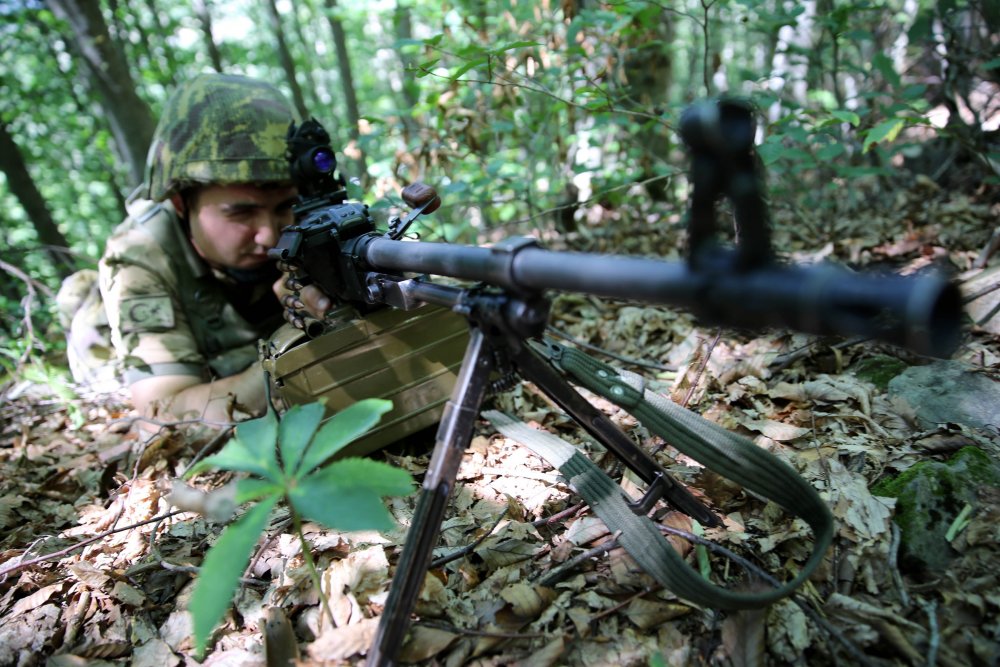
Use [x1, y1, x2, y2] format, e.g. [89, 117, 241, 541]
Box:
[255, 222, 278, 248]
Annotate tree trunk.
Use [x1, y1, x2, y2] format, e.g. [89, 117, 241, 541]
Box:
[0, 122, 77, 279]
[30, 13, 130, 219]
[623, 17, 675, 201]
[263, 0, 311, 121]
[392, 3, 420, 138]
[325, 0, 368, 180]
[47, 0, 157, 189]
[193, 0, 225, 72]
[285, 0, 325, 113]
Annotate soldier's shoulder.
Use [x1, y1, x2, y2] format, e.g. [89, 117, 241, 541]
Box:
[104, 199, 179, 262]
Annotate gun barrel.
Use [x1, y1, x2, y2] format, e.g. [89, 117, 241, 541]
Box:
[363, 237, 961, 357]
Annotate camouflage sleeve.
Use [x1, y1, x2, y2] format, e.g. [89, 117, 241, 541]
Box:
[98, 253, 206, 385]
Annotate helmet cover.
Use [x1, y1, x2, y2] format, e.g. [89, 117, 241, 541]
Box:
[145, 73, 299, 201]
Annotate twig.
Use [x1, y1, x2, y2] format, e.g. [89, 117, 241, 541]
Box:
[656, 523, 765, 576]
[414, 619, 547, 640]
[589, 585, 660, 624]
[63, 588, 92, 647]
[545, 326, 676, 372]
[0, 258, 44, 366]
[537, 531, 622, 587]
[430, 508, 509, 568]
[681, 329, 722, 408]
[110, 414, 237, 432]
[183, 424, 237, 475]
[923, 599, 940, 667]
[159, 559, 269, 587]
[0, 510, 185, 579]
[531, 502, 586, 528]
[889, 523, 910, 607]
[0, 258, 57, 298]
[247, 515, 293, 578]
[770, 335, 870, 371]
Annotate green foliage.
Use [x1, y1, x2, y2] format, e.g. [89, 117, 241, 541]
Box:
[872, 447, 1000, 571]
[3, 0, 997, 307]
[183, 399, 413, 656]
[853, 355, 908, 391]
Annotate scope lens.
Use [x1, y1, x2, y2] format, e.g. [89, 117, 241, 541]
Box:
[311, 149, 335, 173]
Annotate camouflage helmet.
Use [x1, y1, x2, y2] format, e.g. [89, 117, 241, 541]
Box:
[144, 73, 299, 201]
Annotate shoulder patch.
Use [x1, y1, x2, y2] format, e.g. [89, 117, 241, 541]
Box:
[120, 295, 175, 333]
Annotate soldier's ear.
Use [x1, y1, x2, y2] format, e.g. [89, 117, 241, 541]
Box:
[170, 193, 186, 217]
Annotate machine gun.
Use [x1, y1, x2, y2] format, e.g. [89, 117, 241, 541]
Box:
[270, 99, 962, 666]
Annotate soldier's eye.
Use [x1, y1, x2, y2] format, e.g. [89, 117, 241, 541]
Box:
[226, 208, 255, 222]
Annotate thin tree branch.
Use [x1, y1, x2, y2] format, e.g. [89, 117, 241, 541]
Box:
[0, 510, 186, 579]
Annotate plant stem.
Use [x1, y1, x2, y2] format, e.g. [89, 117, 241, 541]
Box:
[290, 506, 336, 627]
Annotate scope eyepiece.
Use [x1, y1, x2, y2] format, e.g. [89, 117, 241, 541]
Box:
[311, 147, 336, 174]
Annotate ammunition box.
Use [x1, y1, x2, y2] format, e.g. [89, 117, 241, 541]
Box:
[260, 304, 469, 458]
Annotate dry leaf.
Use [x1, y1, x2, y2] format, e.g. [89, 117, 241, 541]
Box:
[625, 597, 691, 630]
[132, 638, 182, 667]
[397, 624, 460, 662]
[307, 616, 379, 662]
[738, 418, 811, 442]
[499, 582, 556, 618]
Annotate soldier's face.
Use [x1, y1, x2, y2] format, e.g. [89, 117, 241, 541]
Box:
[181, 184, 298, 269]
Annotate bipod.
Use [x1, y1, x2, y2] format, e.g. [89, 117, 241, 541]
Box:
[365, 283, 719, 666]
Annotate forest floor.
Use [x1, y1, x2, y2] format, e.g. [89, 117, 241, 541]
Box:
[1, 173, 999, 667]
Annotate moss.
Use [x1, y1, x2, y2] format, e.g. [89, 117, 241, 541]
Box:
[871, 446, 1000, 571]
[853, 354, 908, 391]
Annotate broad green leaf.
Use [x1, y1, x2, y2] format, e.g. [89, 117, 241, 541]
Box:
[902, 84, 928, 100]
[235, 478, 283, 503]
[237, 410, 278, 460]
[490, 40, 539, 54]
[295, 399, 393, 477]
[450, 57, 488, 81]
[417, 57, 440, 74]
[807, 89, 837, 110]
[871, 52, 901, 88]
[756, 140, 789, 166]
[816, 142, 845, 161]
[278, 402, 325, 474]
[185, 438, 277, 481]
[289, 458, 414, 533]
[189, 495, 278, 656]
[862, 119, 905, 153]
[829, 110, 860, 126]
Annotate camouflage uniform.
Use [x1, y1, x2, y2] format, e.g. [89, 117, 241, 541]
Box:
[98, 197, 284, 385]
[59, 73, 296, 388]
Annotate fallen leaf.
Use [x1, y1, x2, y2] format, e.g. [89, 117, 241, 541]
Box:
[307, 616, 379, 661]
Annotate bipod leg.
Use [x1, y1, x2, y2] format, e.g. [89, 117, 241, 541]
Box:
[367, 328, 495, 666]
[511, 343, 721, 527]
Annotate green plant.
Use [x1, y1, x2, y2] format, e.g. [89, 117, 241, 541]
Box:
[183, 398, 414, 656]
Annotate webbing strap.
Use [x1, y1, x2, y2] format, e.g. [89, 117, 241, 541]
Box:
[486, 340, 834, 609]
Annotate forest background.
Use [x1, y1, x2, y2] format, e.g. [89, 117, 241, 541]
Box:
[1, 0, 1000, 666]
[3, 0, 998, 335]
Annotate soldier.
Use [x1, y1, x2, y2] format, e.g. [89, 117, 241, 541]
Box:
[61, 73, 328, 423]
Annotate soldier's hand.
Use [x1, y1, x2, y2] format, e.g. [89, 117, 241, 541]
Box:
[272, 272, 332, 330]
